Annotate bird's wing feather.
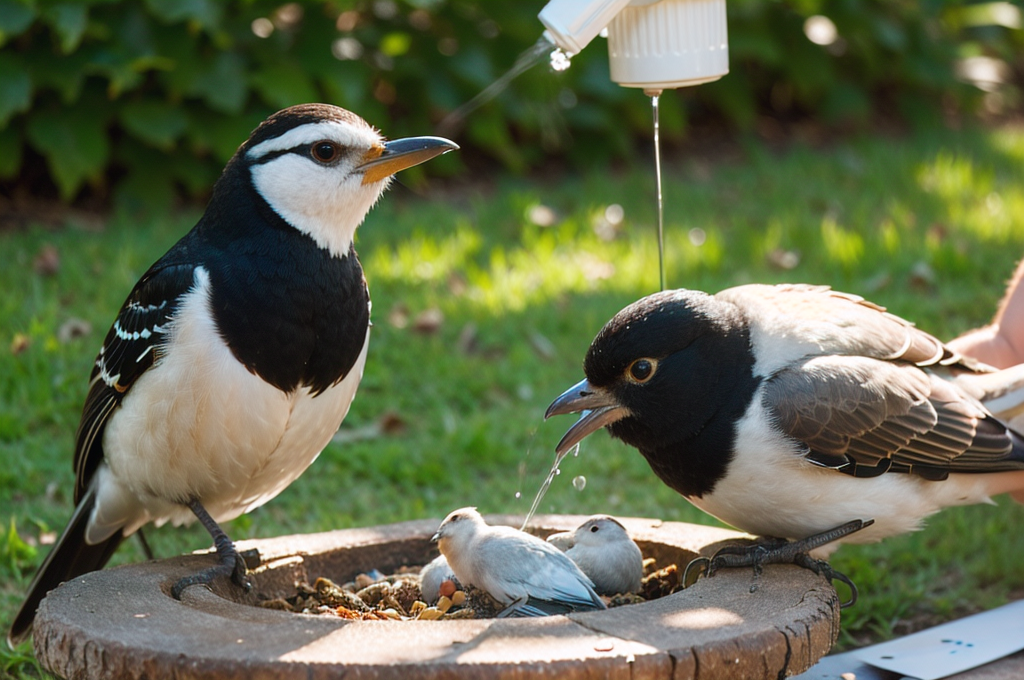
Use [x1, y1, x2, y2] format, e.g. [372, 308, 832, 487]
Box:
[478, 532, 603, 610]
[720, 284, 972, 369]
[765, 355, 1022, 479]
[509, 543, 603, 608]
[73, 262, 198, 502]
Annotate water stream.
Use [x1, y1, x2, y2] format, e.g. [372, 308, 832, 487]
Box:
[648, 91, 667, 291]
[520, 442, 579, 530]
[436, 35, 560, 138]
[517, 93, 667, 523]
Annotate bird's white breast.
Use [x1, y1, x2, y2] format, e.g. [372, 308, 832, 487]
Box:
[90, 267, 368, 542]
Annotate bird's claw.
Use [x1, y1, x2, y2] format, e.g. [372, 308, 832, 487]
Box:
[681, 519, 872, 609]
[682, 556, 710, 587]
[171, 550, 251, 599]
[232, 555, 253, 591]
[794, 553, 859, 608]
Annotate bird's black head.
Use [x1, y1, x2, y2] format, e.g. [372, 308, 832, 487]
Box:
[584, 290, 723, 387]
[587, 290, 749, 444]
[547, 289, 760, 497]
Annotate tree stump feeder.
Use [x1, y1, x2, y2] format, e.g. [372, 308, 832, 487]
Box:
[33, 515, 840, 679]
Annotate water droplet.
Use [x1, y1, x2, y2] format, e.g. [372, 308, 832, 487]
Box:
[572, 475, 587, 491]
[436, 36, 555, 136]
[604, 204, 624, 225]
[550, 48, 572, 71]
[557, 87, 577, 109]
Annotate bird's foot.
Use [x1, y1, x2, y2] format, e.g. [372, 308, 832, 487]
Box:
[172, 498, 254, 599]
[171, 548, 252, 599]
[792, 552, 859, 608]
[682, 518, 873, 608]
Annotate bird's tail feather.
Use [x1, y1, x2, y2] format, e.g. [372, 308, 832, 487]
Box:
[498, 597, 573, 617]
[1009, 427, 1024, 464]
[7, 486, 124, 648]
[980, 428, 1024, 504]
[497, 595, 605, 618]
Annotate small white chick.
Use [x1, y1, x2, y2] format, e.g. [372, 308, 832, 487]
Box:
[549, 515, 644, 596]
[431, 507, 606, 617]
[419, 554, 456, 604]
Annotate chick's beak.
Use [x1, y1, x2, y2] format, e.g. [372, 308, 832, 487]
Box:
[545, 378, 630, 455]
[359, 136, 458, 185]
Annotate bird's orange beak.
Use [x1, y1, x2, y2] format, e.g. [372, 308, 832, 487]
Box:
[358, 136, 458, 185]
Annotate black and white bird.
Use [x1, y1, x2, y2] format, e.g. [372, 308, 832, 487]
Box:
[547, 515, 644, 596]
[8, 103, 456, 646]
[431, 507, 606, 617]
[545, 284, 1024, 557]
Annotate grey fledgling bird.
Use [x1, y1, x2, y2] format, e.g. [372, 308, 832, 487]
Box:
[419, 554, 456, 604]
[548, 516, 643, 596]
[431, 507, 606, 617]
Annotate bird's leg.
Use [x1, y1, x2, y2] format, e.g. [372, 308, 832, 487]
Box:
[135, 528, 155, 560]
[682, 519, 873, 608]
[171, 499, 252, 599]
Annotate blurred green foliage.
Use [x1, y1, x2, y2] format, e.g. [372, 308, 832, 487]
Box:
[0, 0, 1021, 211]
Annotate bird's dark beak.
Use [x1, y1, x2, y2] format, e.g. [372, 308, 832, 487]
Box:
[430, 531, 441, 543]
[359, 136, 458, 185]
[545, 378, 630, 456]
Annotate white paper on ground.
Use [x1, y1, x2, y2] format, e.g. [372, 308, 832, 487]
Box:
[855, 599, 1024, 680]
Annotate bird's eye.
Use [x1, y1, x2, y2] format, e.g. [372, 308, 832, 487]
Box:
[311, 141, 339, 163]
[627, 358, 657, 383]
[590, 525, 600, 533]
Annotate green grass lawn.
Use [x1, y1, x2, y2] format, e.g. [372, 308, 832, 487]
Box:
[4, 123, 1024, 676]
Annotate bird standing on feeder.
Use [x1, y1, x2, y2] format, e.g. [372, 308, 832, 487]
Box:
[548, 515, 643, 596]
[545, 284, 1024, 583]
[8, 104, 457, 647]
[431, 507, 606, 617]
